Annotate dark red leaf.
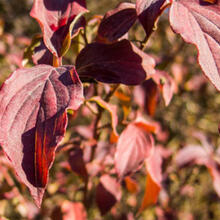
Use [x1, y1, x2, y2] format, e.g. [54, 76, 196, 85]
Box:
[0, 65, 83, 206]
[142, 79, 159, 116]
[30, 0, 87, 57]
[97, 3, 137, 43]
[68, 148, 88, 181]
[169, 0, 220, 90]
[76, 39, 155, 85]
[96, 175, 121, 215]
[115, 118, 155, 179]
[136, 0, 166, 38]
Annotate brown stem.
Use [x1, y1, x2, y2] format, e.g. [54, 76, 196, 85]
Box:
[53, 56, 62, 67]
[82, 27, 88, 45]
[89, 84, 119, 162]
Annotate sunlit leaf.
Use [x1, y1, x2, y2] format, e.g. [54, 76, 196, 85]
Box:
[30, 0, 87, 57]
[169, 0, 220, 90]
[0, 65, 83, 206]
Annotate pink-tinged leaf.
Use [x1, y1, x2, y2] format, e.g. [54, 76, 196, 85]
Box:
[115, 120, 155, 179]
[152, 71, 175, 106]
[169, 0, 220, 90]
[136, 0, 167, 38]
[68, 148, 88, 181]
[175, 145, 209, 167]
[0, 65, 83, 206]
[96, 175, 121, 215]
[139, 148, 162, 211]
[97, 3, 137, 43]
[30, 0, 87, 57]
[208, 165, 220, 197]
[185, 74, 207, 91]
[133, 116, 159, 134]
[76, 39, 155, 85]
[89, 96, 119, 138]
[61, 201, 87, 220]
[193, 131, 214, 154]
[32, 38, 53, 65]
[176, 140, 220, 197]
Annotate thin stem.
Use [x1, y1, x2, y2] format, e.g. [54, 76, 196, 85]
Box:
[140, 35, 149, 51]
[83, 178, 89, 207]
[82, 27, 88, 45]
[89, 84, 119, 162]
[104, 84, 120, 102]
[85, 101, 98, 115]
[97, 123, 111, 131]
[53, 56, 62, 67]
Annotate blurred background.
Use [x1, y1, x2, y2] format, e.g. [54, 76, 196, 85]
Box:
[0, 0, 220, 219]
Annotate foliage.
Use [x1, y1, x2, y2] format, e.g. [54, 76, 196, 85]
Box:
[0, 0, 219, 219]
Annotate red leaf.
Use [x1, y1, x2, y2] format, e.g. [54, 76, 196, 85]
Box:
[61, 201, 87, 220]
[139, 147, 162, 211]
[169, 0, 220, 90]
[152, 71, 175, 106]
[68, 148, 88, 181]
[176, 135, 220, 197]
[97, 3, 137, 43]
[30, 0, 87, 57]
[136, 0, 167, 38]
[115, 119, 155, 179]
[76, 39, 155, 85]
[176, 145, 209, 167]
[0, 65, 83, 206]
[141, 79, 159, 116]
[96, 175, 121, 215]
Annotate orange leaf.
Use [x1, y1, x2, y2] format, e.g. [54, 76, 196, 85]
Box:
[139, 172, 160, 212]
[125, 176, 139, 193]
[139, 148, 162, 212]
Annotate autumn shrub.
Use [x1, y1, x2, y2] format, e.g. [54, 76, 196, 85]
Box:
[0, 0, 220, 219]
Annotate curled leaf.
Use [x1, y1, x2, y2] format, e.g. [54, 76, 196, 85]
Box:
[30, 0, 88, 57]
[136, 0, 167, 38]
[98, 2, 137, 43]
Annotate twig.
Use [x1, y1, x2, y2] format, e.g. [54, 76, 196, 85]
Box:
[89, 84, 119, 162]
